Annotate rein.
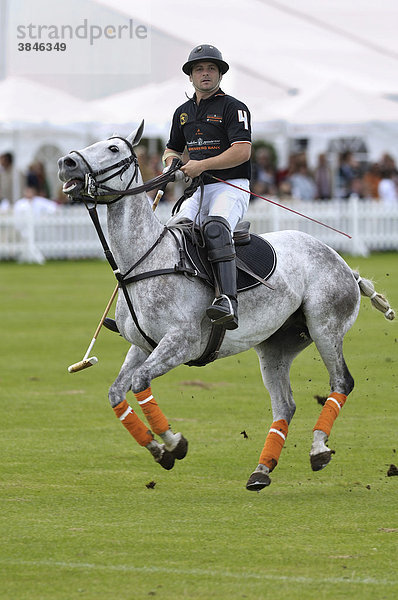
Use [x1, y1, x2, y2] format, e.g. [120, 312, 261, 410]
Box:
[71, 136, 182, 202]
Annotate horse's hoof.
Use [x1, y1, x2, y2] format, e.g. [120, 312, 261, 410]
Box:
[171, 434, 188, 460]
[156, 447, 175, 470]
[246, 471, 271, 491]
[310, 449, 335, 471]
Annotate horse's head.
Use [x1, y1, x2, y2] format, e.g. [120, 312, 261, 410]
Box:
[57, 120, 145, 202]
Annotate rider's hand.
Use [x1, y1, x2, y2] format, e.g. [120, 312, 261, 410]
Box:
[162, 165, 185, 181]
[180, 160, 205, 179]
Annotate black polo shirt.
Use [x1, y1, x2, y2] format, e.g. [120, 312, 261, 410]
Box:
[166, 89, 251, 184]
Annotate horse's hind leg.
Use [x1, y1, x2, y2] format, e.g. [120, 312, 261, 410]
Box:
[304, 277, 358, 472]
[246, 318, 312, 491]
[309, 335, 354, 471]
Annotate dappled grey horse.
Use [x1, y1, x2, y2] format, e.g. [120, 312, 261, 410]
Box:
[58, 123, 395, 491]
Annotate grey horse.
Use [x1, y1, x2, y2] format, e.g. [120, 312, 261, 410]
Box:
[58, 123, 395, 491]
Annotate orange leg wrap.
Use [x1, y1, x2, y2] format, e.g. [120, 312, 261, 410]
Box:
[113, 399, 153, 447]
[313, 392, 347, 437]
[259, 419, 289, 472]
[134, 387, 169, 435]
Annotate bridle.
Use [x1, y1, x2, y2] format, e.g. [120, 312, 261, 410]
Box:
[70, 136, 182, 204]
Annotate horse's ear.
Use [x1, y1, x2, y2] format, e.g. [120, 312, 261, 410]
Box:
[127, 120, 145, 147]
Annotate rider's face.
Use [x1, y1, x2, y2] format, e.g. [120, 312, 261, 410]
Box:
[190, 62, 221, 94]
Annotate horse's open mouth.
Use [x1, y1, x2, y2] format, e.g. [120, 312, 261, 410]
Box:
[63, 179, 84, 195]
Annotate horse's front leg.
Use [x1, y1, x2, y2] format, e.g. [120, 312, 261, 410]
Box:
[108, 344, 181, 470]
[129, 328, 197, 464]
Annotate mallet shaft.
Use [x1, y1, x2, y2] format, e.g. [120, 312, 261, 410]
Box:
[67, 284, 118, 373]
[152, 187, 165, 211]
[92, 283, 119, 340]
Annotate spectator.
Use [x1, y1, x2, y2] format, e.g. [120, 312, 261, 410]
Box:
[288, 154, 317, 201]
[338, 151, 361, 198]
[250, 180, 270, 203]
[378, 169, 398, 205]
[14, 186, 57, 216]
[380, 152, 398, 174]
[26, 161, 50, 198]
[0, 152, 15, 205]
[314, 153, 332, 200]
[135, 146, 162, 200]
[251, 146, 276, 196]
[362, 162, 381, 199]
[278, 179, 293, 201]
[349, 175, 365, 199]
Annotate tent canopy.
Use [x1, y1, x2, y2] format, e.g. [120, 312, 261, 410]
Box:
[0, 76, 108, 124]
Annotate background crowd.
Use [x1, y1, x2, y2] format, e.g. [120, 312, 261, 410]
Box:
[1, 143, 398, 214]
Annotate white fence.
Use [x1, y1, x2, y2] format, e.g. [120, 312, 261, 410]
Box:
[1, 197, 397, 263]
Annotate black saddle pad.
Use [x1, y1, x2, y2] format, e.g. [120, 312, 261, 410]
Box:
[183, 230, 277, 292]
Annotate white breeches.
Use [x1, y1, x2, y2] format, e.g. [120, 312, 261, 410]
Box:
[167, 178, 250, 231]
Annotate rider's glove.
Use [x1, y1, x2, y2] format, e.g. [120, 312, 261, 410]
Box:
[162, 165, 185, 181]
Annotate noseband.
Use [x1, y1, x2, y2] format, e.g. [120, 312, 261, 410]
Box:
[70, 136, 139, 204]
[69, 136, 182, 204]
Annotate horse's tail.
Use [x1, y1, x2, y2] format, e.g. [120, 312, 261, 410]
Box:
[352, 271, 395, 321]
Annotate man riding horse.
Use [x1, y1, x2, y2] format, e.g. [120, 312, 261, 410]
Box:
[163, 44, 252, 330]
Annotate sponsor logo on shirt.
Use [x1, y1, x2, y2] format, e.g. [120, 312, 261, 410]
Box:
[206, 114, 223, 123]
[187, 137, 221, 152]
[180, 112, 188, 125]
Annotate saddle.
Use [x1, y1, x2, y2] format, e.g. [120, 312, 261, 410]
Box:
[177, 221, 277, 293]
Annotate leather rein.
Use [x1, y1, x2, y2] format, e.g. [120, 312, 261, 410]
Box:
[70, 136, 183, 204]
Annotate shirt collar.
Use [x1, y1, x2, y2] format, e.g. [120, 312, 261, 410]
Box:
[192, 88, 225, 104]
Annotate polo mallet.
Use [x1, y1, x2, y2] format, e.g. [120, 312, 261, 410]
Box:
[68, 284, 119, 373]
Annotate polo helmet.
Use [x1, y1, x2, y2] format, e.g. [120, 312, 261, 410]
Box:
[182, 44, 229, 75]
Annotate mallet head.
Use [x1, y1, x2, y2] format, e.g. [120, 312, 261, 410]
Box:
[68, 357, 98, 373]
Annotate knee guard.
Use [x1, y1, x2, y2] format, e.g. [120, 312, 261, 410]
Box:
[203, 216, 235, 264]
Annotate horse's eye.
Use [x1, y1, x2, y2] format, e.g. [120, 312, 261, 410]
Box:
[109, 145, 119, 153]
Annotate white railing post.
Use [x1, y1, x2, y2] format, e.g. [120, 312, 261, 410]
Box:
[349, 195, 368, 256]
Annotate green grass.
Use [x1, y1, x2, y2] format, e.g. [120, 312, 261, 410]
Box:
[0, 254, 397, 599]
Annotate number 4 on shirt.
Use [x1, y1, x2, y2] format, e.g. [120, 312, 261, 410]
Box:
[237, 109, 249, 130]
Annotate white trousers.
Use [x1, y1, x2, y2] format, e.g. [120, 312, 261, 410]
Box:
[167, 178, 250, 231]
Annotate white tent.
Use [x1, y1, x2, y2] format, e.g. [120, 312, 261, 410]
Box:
[90, 0, 398, 165]
[0, 77, 111, 200]
[278, 81, 398, 125]
[0, 76, 105, 125]
[95, 0, 398, 98]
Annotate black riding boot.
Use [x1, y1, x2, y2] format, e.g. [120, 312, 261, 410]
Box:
[203, 216, 238, 330]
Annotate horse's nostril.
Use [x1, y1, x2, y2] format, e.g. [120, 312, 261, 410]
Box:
[64, 156, 77, 168]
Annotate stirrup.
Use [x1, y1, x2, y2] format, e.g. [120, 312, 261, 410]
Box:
[206, 295, 238, 329]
